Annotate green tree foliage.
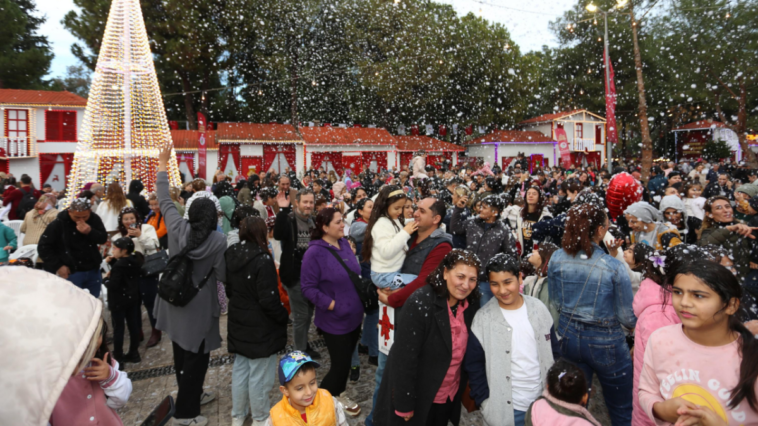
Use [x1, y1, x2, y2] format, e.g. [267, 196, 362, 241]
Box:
[0, 0, 54, 89]
[51, 65, 91, 97]
[701, 139, 733, 161]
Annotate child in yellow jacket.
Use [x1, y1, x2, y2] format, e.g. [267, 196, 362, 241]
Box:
[266, 351, 348, 426]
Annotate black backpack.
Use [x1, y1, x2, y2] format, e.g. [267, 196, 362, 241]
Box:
[157, 245, 214, 307]
[16, 188, 38, 219]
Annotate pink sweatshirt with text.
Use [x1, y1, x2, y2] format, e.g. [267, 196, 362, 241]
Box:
[638, 323, 758, 425]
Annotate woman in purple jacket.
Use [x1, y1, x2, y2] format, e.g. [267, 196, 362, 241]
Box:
[300, 207, 365, 415]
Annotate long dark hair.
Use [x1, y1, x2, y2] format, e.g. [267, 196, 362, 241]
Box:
[522, 185, 547, 219]
[664, 260, 758, 411]
[239, 217, 268, 251]
[362, 185, 407, 263]
[311, 207, 340, 240]
[535, 242, 559, 278]
[562, 203, 607, 257]
[426, 249, 481, 305]
[630, 244, 664, 285]
[117, 207, 142, 236]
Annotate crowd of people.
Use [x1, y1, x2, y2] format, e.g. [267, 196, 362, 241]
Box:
[5, 148, 758, 426]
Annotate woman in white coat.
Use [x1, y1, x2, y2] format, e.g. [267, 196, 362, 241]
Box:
[505, 186, 552, 257]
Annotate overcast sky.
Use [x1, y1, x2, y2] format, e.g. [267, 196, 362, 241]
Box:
[36, 0, 575, 79]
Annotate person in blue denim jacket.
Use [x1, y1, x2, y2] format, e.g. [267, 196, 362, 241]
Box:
[548, 202, 636, 426]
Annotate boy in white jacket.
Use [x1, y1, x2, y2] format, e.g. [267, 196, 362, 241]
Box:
[361, 186, 419, 289]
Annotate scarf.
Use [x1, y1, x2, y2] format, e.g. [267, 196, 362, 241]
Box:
[269, 388, 335, 426]
[187, 198, 217, 251]
[294, 210, 314, 252]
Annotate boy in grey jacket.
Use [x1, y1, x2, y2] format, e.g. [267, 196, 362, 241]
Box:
[464, 254, 560, 426]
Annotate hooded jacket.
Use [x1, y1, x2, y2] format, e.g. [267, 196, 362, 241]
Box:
[631, 278, 680, 426]
[38, 209, 108, 274]
[154, 171, 227, 354]
[450, 207, 518, 279]
[126, 180, 150, 218]
[225, 242, 289, 359]
[105, 255, 143, 311]
[0, 267, 103, 426]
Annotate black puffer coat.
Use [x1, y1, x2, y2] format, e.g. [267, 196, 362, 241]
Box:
[225, 242, 289, 359]
[38, 210, 108, 274]
[105, 255, 143, 311]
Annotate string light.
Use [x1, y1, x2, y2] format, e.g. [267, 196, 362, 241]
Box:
[725, 12, 730, 18]
[64, 0, 182, 208]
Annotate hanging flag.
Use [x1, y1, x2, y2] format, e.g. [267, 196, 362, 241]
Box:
[465, 125, 473, 135]
[353, 124, 362, 128]
[555, 127, 572, 169]
[477, 126, 487, 134]
[439, 125, 447, 136]
[368, 124, 377, 128]
[604, 49, 618, 144]
[197, 112, 207, 180]
[398, 124, 406, 135]
[411, 124, 419, 136]
[168, 121, 178, 130]
[324, 123, 332, 127]
[452, 124, 459, 135]
[425, 124, 434, 135]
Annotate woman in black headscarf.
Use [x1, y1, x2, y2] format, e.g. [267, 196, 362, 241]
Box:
[154, 147, 227, 425]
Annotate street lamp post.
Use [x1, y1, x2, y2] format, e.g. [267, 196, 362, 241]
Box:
[587, 1, 623, 173]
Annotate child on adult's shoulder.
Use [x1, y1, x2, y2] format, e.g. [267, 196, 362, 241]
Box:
[525, 359, 601, 426]
[267, 351, 348, 426]
[49, 319, 133, 426]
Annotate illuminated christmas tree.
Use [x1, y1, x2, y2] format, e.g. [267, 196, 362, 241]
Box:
[64, 0, 182, 207]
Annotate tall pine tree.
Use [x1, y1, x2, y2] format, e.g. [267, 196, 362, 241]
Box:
[0, 0, 54, 89]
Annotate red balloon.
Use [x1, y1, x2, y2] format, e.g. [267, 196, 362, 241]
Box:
[607, 172, 643, 220]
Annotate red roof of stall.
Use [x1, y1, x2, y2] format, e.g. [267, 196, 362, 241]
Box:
[518, 110, 584, 125]
[170, 130, 218, 150]
[216, 123, 301, 142]
[0, 89, 87, 106]
[468, 130, 555, 144]
[394, 135, 464, 152]
[300, 127, 396, 146]
[672, 120, 728, 132]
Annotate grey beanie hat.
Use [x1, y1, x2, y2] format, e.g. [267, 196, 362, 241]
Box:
[624, 201, 663, 223]
[735, 183, 758, 199]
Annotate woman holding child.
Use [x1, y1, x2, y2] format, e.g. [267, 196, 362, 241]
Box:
[373, 249, 481, 426]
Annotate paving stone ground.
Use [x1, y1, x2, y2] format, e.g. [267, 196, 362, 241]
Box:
[111, 306, 611, 426]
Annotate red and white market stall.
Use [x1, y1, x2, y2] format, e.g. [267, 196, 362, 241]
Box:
[394, 135, 464, 170]
[216, 123, 303, 177]
[301, 127, 396, 175]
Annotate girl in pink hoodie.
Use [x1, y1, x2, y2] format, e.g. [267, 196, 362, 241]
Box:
[638, 260, 758, 425]
[626, 244, 681, 426]
[526, 359, 601, 426]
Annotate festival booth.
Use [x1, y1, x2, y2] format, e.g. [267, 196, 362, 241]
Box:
[672, 120, 741, 162]
[169, 129, 218, 180]
[0, 89, 88, 190]
[394, 135, 463, 170]
[216, 123, 303, 178]
[466, 130, 556, 172]
[301, 126, 396, 176]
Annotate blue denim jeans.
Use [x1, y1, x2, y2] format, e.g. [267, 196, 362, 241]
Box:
[231, 353, 278, 422]
[478, 281, 493, 308]
[558, 317, 633, 426]
[365, 351, 388, 426]
[371, 271, 417, 290]
[68, 269, 102, 298]
[513, 409, 526, 426]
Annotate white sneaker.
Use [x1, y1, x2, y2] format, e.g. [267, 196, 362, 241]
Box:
[172, 415, 208, 426]
[336, 394, 361, 417]
[252, 419, 268, 426]
[200, 391, 216, 405]
[231, 416, 246, 426]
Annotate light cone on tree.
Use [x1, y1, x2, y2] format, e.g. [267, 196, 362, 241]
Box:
[64, 0, 182, 208]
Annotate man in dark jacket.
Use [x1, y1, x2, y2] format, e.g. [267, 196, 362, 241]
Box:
[127, 180, 151, 218]
[450, 194, 518, 307]
[703, 172, 735, 201]
[38, 198, 108, 297]
[273, 187, 320, 358]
